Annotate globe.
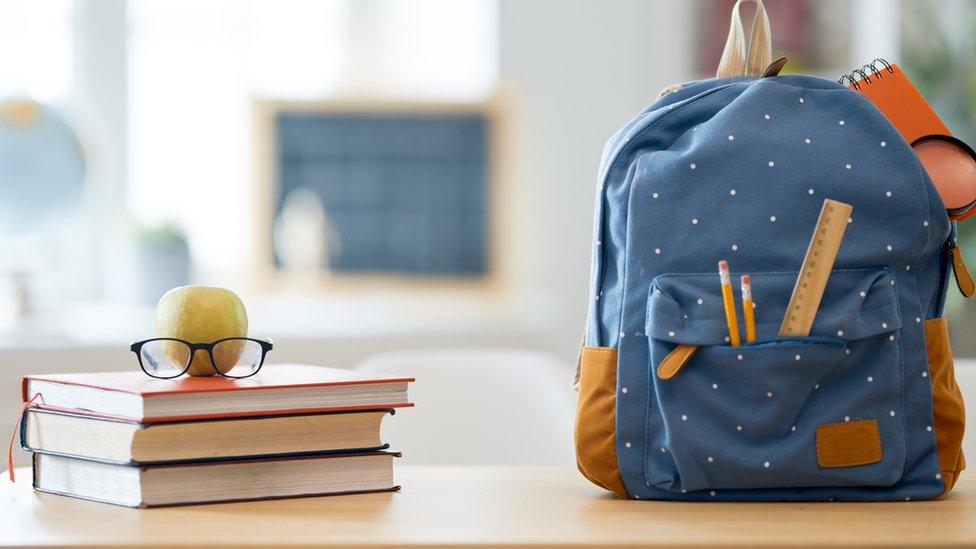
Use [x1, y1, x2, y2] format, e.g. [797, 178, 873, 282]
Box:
[0, 99, 86, 234]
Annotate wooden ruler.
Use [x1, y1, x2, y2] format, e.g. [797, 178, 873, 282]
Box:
[779, 199, 854, 337]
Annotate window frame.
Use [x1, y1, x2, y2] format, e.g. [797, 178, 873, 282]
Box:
[249, 97, 512, 293]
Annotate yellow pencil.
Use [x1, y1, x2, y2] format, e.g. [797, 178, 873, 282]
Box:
[741, 275, 756, 343]
[718, 260, 741, 346]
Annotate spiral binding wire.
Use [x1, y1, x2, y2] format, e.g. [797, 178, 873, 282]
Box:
[838, 58, 895, 90]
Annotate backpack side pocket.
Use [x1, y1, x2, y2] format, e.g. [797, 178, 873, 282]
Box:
[575, 346, 628, 498]
[924, 317, 966, 497]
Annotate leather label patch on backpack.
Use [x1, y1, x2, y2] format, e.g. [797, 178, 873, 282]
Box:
[816, 420, 883, 468]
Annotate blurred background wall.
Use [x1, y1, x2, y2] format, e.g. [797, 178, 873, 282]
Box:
[2, 0, 975, 466]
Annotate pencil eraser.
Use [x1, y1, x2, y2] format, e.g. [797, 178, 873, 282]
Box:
[718, 260, 728, 270]
[741, 274, 750, 285]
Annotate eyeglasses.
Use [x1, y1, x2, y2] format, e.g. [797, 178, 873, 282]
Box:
[130, 338, 274, 379]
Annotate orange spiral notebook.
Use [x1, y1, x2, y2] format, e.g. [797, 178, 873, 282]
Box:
[844, 60, 976, 221]
[844, 61, 950, 143]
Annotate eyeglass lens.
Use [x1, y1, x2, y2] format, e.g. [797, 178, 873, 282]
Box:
[140, 339, 192, 378]
[211, 339, 265, 378]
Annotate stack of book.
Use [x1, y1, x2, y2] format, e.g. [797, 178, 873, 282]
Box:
[18, 364, 413, 507]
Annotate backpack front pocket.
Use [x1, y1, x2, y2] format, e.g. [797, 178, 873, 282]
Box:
[644, 269, 907, 493]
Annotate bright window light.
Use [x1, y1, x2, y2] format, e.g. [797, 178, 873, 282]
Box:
[0, 0, 74, 102]
[127, 0, 498, 276]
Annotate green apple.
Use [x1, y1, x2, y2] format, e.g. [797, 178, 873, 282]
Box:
[154, 285, 248, 376]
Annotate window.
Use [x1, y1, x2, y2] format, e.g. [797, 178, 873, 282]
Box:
[0, 0, 80, 320]
[127, 0, 499, 279]
[273, 109, 489, 276]
[0, 0, 74, 102]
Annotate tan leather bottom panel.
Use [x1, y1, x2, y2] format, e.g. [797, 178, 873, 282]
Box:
[816, 420, 882, 468]
[924, 317, 966, 497]
[574, 346, 627, 498]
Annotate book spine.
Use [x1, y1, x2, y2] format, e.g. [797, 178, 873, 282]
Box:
[18, 408, 29, 452]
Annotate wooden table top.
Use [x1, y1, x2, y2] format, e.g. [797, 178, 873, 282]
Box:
[1, 466, 974, 548]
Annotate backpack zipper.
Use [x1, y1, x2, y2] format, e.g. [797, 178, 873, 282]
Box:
[949, 243, 975, 298]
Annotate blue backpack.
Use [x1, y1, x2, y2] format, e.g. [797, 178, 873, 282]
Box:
[574, 0, 966, 501]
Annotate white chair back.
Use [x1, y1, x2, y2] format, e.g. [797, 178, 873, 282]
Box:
[356, 348, 576, 465]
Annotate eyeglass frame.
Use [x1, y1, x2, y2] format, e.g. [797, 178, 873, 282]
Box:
[129, 337, 274, 379]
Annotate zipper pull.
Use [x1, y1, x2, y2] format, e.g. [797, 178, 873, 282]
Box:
[761, 56, 789, 78]
[950, 244, 976, 298]
[657, 344, 698, 380]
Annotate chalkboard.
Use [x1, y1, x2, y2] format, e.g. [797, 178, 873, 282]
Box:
[274, 111, 488, 276]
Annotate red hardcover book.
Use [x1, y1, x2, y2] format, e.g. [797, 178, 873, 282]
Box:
[22, 364, 413, 423]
